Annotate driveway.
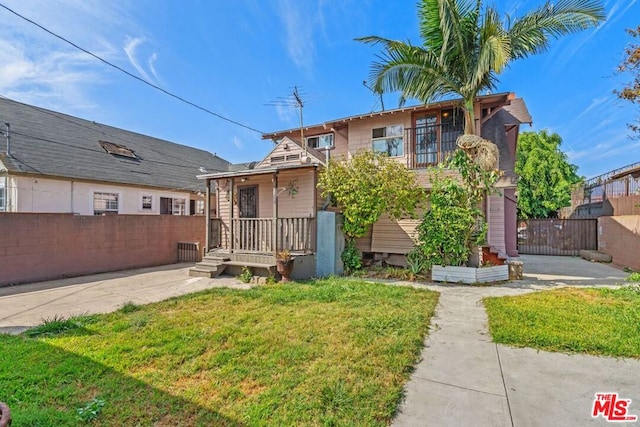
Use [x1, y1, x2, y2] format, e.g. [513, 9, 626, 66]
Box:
[0, 263, 247, 334]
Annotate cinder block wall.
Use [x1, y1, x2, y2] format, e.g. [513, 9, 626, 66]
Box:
[0, 213, 205, 286]
[598, 215, 640, 271]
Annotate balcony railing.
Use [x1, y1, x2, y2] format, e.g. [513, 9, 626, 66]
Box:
[406, 124, 463, 169]
[230, 217, 315, 254]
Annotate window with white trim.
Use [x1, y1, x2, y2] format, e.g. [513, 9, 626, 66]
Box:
[93, 192, 119, 215]
[142, 195, 152, 210]
[306, 133, 334, 149]
[0, 185, 5, 211]
[172, 198, 186, 215]
[372, 124, 404, 156]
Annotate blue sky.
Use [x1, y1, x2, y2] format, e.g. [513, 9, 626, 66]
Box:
[0, 0, 638, 178]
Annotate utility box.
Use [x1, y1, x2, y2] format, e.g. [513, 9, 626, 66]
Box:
[315, 211, 344, 277]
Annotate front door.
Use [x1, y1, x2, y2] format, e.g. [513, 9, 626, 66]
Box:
[237, 186, 258, 251]
[238, 186, 257, 218]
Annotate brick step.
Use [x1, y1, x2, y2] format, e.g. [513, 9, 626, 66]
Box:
[482, 246, 506, 266]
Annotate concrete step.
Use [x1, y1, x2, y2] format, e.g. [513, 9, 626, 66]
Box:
[189, 268, 215, 278]
[189, 262, 227, 278]
[580, 249, 612, 263]
[195, 261, 224, 270]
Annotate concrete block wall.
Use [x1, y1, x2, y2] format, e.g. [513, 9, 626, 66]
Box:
[598, 215, 640, 271]
[0, 213, 205, 286]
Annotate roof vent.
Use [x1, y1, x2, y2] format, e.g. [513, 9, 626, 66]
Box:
[99, 140, 138, 159]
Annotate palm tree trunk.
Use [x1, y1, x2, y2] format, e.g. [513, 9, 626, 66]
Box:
[463, 97, 476, 135]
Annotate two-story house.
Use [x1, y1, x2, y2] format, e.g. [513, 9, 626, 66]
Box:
[197, 92, 531, 271]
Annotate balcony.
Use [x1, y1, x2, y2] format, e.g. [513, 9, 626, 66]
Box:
[406, 124, 463, 169]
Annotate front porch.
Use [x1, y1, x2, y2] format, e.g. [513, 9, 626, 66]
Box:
[190, 216, 316, 279]
[209, 216, 316, 254]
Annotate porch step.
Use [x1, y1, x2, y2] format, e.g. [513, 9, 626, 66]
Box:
[189, 256, 229, 278]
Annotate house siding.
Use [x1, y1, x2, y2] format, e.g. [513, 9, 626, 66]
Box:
[488, 194, 506, 256]
[371, 216, 420, 254]
[11, 175, 194, 215]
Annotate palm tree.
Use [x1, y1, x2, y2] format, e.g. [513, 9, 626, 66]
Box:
[357, 0, 605, 135]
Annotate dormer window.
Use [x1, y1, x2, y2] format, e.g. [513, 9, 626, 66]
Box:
[305, 133, 333, 149]
[99, 140, 138, 159]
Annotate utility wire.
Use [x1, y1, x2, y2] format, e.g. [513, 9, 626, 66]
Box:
[0, 2, 265, 135]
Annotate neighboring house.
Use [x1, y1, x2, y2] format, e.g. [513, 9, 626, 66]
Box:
[0, 97, 237, 216]
[197, 92, 531, 267]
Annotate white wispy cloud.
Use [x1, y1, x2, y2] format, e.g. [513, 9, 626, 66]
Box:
[0, 0, 148, 112]
[277, 0, 316, 72]
[275, 104, 297, 125]
[123, 37, 161, 84]
[232, 136, 243, 150]
[574, 95, 612, 121]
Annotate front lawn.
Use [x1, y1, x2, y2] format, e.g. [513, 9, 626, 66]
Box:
[0, 277, 438, 426]
[484, 286, 640, 358]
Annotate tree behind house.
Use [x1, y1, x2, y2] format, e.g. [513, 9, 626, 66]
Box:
[515, 130, 582, 219]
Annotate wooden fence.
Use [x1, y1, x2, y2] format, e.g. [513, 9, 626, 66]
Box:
[517, 218, 597, 256]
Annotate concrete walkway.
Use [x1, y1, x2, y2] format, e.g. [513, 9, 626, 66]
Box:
[393, 255, 640, 427]
[0, 264, 247, 335]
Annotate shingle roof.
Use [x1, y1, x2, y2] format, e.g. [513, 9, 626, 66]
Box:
[0, 97, 233, 192]
[502, 98, 532, 125]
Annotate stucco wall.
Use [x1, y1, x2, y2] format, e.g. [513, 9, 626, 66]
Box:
[598, 215, 640, 271]
[9, 175, 198, 215]
[0, 213, 205, 286]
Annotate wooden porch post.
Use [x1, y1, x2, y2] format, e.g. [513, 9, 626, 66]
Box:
[273, 172, 278, 252]
[205, 178, 211, 252]
[230, 177, 235, 252]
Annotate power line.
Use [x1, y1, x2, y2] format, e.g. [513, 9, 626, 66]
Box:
[0, 2, 264, 135]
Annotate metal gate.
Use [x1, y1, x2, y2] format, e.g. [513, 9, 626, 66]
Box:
[517, 219, 597, 256]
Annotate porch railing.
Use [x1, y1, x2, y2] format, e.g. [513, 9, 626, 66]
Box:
[230, 217, 315, 254]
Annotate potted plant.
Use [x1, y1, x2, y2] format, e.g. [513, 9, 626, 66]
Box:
[276, 250, 294, 282]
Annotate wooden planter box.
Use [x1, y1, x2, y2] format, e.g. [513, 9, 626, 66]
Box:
[432, 265, 509, 284]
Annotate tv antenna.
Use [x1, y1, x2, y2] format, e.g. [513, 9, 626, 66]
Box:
[266, 86, 308, 155]
[363, 80, 384, 112]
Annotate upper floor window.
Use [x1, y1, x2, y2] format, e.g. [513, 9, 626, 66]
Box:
[0, 185, 5, 211]
[306, 133, 334, 149]
[94, 192, 119, 215]
[372, 124, 403, 157]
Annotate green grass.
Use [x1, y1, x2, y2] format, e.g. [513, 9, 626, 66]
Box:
[0, 277, 438, 426]
[484, 286, 640, 358]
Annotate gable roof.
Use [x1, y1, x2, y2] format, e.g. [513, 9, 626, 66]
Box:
[262, 92, 517, 140]
[255, 137, 325, 169]
[0, 97, 232, 192]
[197, 137, 324, 180]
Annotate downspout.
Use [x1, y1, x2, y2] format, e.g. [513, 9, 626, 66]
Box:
[229, 177, 235, 253]
[70, 181, 74, 213]
[272, 171, 278, 252]
[205, 178, 211, 253]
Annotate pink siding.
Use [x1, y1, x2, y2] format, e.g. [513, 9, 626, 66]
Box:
[487, 194, 506, 255]
[598, 216, 640, 271]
